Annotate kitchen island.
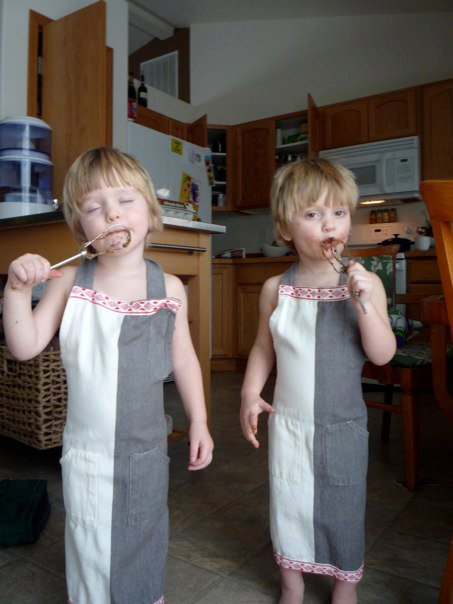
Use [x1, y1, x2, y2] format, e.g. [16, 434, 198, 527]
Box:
[0, 212, 225, 428]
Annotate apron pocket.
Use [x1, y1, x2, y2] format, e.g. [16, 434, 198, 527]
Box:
[269, 412, 302, 483]
[60, 449, 98, 527]
[325, 420, 369, 486]
[128, 448, 170, 525]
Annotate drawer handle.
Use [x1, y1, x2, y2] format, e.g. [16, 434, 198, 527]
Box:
[148, 243, 207, 253]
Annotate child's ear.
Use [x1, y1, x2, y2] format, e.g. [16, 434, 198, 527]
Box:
[279, 228, 292, 243]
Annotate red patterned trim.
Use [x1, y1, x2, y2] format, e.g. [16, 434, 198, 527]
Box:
[273, 551, 363, 583]
[70, 286, 181, 315]
[279, 284, 349, 302]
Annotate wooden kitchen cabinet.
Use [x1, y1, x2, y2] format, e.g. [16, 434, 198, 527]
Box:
[235, 117, 276, 209]
[211, 264, 235, 360]
[321, 98, 369, 149]
[212, 257, 295, 369]
[136, 106, 207, 147]
[235, 102, 318, 210]
[321, 87, 419, 149]
[368, 88, 419, 141]
[136, 105, 170, 134]
[421, 79, 453, 179]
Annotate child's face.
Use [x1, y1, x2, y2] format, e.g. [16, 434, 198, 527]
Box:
[280, 188, 351, 261]
[79, 182, 151, 253]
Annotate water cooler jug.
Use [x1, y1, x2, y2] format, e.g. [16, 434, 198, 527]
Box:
[0, 116, 55, 219]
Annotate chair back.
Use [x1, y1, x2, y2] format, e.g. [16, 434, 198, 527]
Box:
[420, 180, 453, 338]
[344, 245, 399, 309]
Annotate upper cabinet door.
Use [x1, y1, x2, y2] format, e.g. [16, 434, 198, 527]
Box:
[236, 118, 275, 208]
[368, 88, 419, 141]
[422, 79, 453, 179]
[187, 114, 208, 147]
[321, 99, 368, 149]
[42, 1, 110, 199]
[307, 93, 320, 158]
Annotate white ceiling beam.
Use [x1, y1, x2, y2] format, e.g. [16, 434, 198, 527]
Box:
[128, 2, 174, 40]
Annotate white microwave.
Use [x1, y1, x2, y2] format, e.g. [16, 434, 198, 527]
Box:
[319, 135, 421, 201]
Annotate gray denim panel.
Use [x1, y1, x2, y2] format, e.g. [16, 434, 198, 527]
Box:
[325, 421, 369, 486]
[312, 302, 368, 571]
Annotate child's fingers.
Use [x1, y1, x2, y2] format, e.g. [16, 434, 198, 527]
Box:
[188, 442, 213, 470]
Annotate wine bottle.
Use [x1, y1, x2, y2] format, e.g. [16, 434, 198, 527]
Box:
[127, 73, 137, 119]
[138, 74, 148, 108]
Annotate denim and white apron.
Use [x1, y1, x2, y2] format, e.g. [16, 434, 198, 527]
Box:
[59, 259, 179, 604]
[269, 263, 368, 583]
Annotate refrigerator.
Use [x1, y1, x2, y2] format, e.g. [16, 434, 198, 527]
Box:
[127, 121, 212, 224]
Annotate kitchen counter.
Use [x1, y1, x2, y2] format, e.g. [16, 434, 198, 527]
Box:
[0, 214, 220, 428]
[213, 255, 297, 264]
[0, 210, 226, 235]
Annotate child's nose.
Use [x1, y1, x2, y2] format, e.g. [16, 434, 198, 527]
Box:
[322, 216, 335, 230]
[106, 204, 121, 221]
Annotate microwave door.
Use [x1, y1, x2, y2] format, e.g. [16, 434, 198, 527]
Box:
[336, 153, 385, 196]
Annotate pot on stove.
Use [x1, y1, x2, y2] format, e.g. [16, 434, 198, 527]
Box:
[379, 234, 413, 253]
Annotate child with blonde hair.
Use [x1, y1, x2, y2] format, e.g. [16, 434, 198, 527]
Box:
[240, 158, 396, 604]
[3, 147, 214, 604]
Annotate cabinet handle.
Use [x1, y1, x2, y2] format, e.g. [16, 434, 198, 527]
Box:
[147, 243, 207, 253]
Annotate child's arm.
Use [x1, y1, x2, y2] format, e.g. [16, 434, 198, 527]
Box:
[3, 254, 74, 360]
[165, 273, 214, 471]
[346, 261, 397, 365]
[240, 275, 279, 448]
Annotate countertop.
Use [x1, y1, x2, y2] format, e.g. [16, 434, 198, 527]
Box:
[0, 210, 226, 234]
[213, 255, 297, 264]
[213, 249, 437, 263]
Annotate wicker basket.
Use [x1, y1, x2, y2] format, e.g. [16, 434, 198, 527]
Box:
[0, 342, 67, 449]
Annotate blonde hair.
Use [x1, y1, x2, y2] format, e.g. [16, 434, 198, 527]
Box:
[62, 147, 163, 244]
[271, 158, 359, 243]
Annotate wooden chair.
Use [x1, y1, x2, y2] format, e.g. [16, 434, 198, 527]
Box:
[419, 179, 453, 604]
[420, 180, 453, 339]
[344, 245, 433, 491]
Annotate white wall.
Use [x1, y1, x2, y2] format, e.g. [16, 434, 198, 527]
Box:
[191, 13, 453, 124]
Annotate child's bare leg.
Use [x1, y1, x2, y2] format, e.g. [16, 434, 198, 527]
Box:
[278, 567, 304, 604]
[331, 579, 357, 604]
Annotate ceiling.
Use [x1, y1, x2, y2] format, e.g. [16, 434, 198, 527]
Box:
[128, 0, 453, 54]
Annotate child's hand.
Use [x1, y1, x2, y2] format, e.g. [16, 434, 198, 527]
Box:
[7, 254, 62, 291]
[187, 420, 214, 471]
[240, 394, 274, 448]
[346, 260, 375, 309]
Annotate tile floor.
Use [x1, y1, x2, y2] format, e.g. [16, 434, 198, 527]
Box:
[0, 371, 452, 603]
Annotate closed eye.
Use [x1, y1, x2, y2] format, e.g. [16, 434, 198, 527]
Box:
[86, 205, 101, 214]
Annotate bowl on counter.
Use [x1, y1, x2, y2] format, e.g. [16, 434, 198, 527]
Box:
[261, 243, 290, 257]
